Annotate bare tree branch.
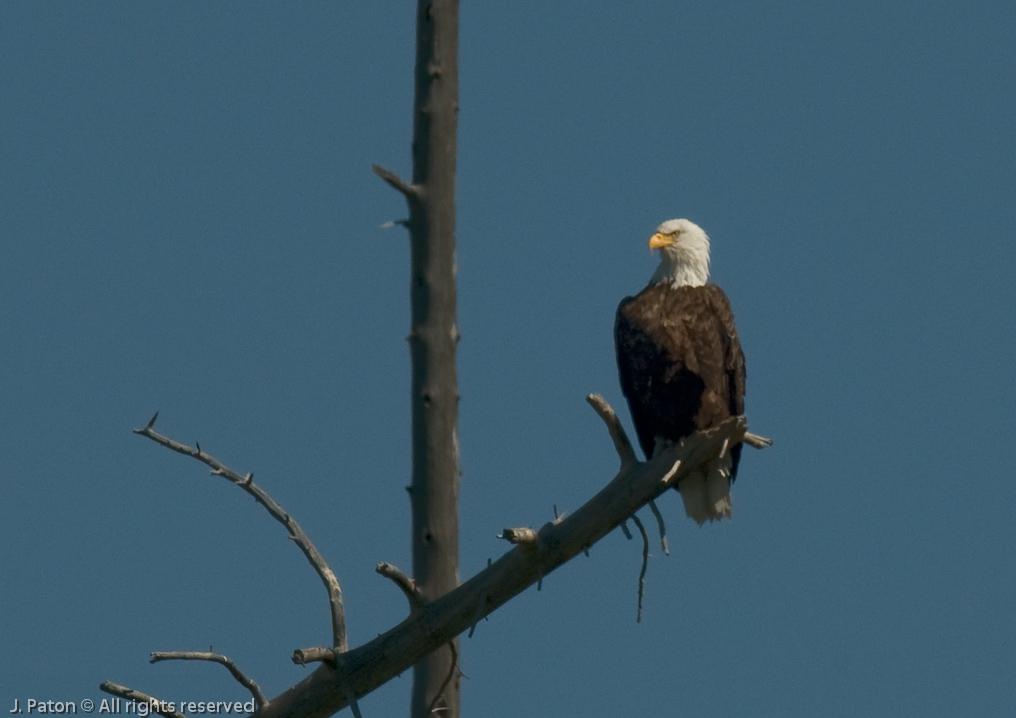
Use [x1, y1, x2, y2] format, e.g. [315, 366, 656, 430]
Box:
[586, 393, 638, 467]
[499, 528, 537, 545]
[99, 683, 186, 718]
[372, 164, 416, 198]
[256, 411, 763, 718]
[292, 647, 336, 666]
[745, 431, 773, 448]
[149, 652, 267, 709]
[113, 404, 771, 718]
[377, 562, 425, 612]
[333, 655, 363, 718]
[659, 459, 685, 489]
[133, 415, 347, 652]
[647, 499, 669, 556]
[629, 514, 650, 623]
[342, 688, 363, 718]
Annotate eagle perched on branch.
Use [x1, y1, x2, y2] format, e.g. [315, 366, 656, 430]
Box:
[615, 219, 746, 524]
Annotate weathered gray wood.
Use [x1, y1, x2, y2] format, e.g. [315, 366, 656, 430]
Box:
[258, 416, 750, 718]
[404, 0, 462, 715]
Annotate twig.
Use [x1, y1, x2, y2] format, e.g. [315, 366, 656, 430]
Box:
[376, 562, 424, 612]
[586, 394, 638, 467]
[499, 527, 537, 545]
[744, 431, 773, 448]
[133, 414, 347, 652]
[332, 654, 363, 718]
[629, 514, 650, 623]
[425, 642, 459, 717]
[659, 459, 683, 489]
[646, 499, 669, 555]
[371, 164, 417, 198]
[620, 520, 633, 540]
[343, 687, 363, 718]
[150, 652, 267, 710]
[292, 647, 336, 666]
[99, 683, 186, 718]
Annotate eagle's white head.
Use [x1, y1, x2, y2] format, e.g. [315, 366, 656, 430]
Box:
[648, 218, 711, 288]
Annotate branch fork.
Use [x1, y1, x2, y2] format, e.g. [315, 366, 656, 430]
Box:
[110, 398, 772, 718]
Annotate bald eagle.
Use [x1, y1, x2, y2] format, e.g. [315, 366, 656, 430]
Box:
[615, 219, 746, 524]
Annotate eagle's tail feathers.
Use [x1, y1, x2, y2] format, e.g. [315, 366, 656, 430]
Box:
[678, 457, 733, 525]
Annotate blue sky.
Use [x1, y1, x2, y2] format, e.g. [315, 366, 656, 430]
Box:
[3, 2, 1015, 716]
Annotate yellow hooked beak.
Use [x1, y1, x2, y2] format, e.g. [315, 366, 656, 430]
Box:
[649, 232, 676, 252]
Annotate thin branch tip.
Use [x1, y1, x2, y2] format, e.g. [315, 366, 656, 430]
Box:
[292, 647, 337, 666]
[133, 422, 347, 652]
[371, 164, 415, 198]
[630, 514, 651, 623]
[376, 562, 424, 610]
[660, 459, 682, 488]
[148, 651, 266, 709]
[744, 431, 773, 449]
[586, 393, 638, 467]
[99, 683, 186, 718]
[647, 500, 670, 555]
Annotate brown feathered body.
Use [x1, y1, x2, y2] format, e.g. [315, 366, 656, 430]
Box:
[615, 282, 746, 522]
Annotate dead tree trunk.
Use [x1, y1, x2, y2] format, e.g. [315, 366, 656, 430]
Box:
[406, 1, 460, 716]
